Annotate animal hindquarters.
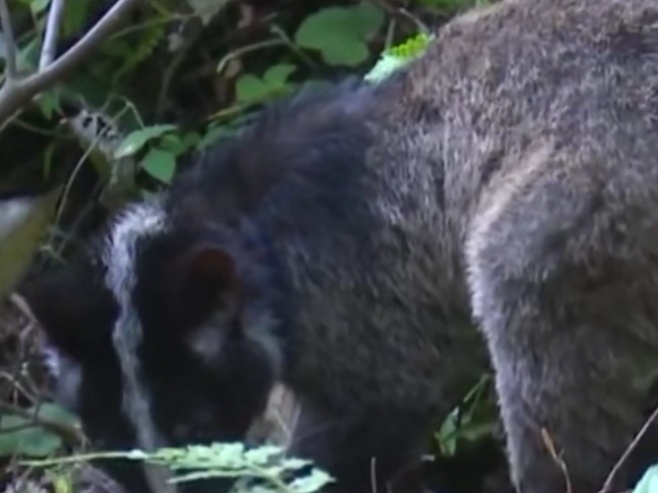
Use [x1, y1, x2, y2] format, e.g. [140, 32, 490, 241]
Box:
[466, 149, 658, 493]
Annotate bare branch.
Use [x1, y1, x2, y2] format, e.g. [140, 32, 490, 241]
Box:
[599, 402, 658, 493]
[0, 0, 17, 80]
[0, 0, 141, 126]
[39, 0, 67, 70]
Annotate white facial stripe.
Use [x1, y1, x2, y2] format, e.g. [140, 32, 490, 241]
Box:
[102, 200, 177, 493]
[0, 196, 37, 238]
[42, 345, 61, 378]
[43, 346, 83, 412]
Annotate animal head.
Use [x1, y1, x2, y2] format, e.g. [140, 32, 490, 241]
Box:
[24, 78, 380, 493]
[26, 198, 283, 493]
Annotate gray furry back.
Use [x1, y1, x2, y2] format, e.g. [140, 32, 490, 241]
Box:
[373, 0, 658, 492]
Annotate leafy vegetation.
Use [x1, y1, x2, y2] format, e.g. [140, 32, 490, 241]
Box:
[365, 31, 432, 83]
[25, 444, 334, 493]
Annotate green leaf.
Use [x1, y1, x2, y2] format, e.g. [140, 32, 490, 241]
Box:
[51, 471, 74, 493]
[235, 74, 271, 104]
[187, 0, 227, 25]
[289, 469, 334, 493]
[295, 2, 385, 67]
[42, 141, 57, 179]
[387, 32, 432, 59]
[111, 24, 166, 84]
[61, 72, 118, 110]
[159, 132, 199, 156]
[633, 464, 658, 493]
[0, 413, 62, 458]
[365, 33, 433, 84]
[0, 402, 78, 458]
[29, 0, 50, 15]
[21, 442, 332, 493]
[436, 409, 458, 456]
[34, 90, 61, 119]
[62, 1, 91, 37]
[16, 37, 40, 72]
[244, 444, 284, 463]
[236, 65, 296, 105]
[101, 39, 133, 57]
[182, 131, 201, 150]
[197, 125, 235, 150]
[114, 124, 177, 159]
[28, 402, 79, 427]
[455, 419, 497, 442]
[141, 148, 177, 184]
[364, 53, 410, 84]
[263, 63, 297, 87]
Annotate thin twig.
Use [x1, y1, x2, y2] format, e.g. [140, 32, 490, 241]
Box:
[39, 0, 67, 70]
[599, 403, 658, 493]
[54, 122, 103, 224]
[0, 0, 17, 79]
[0, 0, 141, 126]
[366, 0, 406, 24]
[541, 427, 572, 493]
[155, 16, 205, 117]
[215, 38, 286, 76]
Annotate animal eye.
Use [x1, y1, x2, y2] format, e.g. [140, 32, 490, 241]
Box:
[173, 423, 192, 440]
[172, 422, 212, 443]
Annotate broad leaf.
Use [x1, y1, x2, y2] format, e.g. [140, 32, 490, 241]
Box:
[0, 413, 62, 458]
[114, 124, 177, 159]
[634, 464, 658, 493]
[295, 3, 385, 67]
[141, 148, 177, 184]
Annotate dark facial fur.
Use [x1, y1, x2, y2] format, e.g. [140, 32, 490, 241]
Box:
[26, 1, 658, 493]
[27, 200, 283, 493]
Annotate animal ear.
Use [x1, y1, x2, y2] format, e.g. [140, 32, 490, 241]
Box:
[169, 242, 242, 317]
[186, 243, 237, 287]
[23, 266, 117, 363]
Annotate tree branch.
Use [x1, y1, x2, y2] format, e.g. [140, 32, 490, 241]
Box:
[39, 0, 66, 70]
[0, 0, 17, 79]
[0, 0, 141, 126]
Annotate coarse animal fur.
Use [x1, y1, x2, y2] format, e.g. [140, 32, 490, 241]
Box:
[24, 1, 658, 493]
